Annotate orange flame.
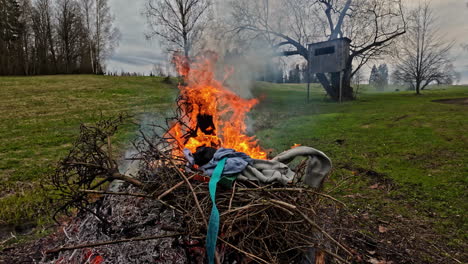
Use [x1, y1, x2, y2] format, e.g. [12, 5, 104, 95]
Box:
[166, 53, 266, 160]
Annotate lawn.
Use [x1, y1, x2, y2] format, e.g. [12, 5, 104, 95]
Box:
[0, 75, 177, 230]
[252, 82, 467, 257]
[0, 76, 466, 261]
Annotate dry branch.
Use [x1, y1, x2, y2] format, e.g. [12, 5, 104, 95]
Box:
[46, 233, 184, 255]
[49, 111, 351, 263]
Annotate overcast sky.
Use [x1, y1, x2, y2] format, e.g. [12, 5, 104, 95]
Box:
[107, 0, 468, 84]
[107, 0, 166, 74]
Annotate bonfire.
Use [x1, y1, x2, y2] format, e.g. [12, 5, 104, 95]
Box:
[46, 53, 351, 264]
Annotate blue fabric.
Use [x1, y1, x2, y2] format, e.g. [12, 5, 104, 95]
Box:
[183, 148, 195, 166]
[206, 157, 227, 264]
[201, 148, 252, 176]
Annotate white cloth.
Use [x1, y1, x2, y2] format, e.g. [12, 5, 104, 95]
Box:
[237, 146, 332, 188]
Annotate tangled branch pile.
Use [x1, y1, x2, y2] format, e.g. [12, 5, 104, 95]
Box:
[50, 113, 351, 263]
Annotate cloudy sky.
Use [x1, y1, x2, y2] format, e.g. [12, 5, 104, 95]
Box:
[107, 0, 468, 83]
[107, 0, 166, 74]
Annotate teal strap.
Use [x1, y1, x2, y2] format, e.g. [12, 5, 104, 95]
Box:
[206, 157, 227, 264]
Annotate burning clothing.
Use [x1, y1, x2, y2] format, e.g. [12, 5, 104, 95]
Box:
[238, 146, 332, 188]
[185, 148, 253, 176]
[186, 146, 331, 188]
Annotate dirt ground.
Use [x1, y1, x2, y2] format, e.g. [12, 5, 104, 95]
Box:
[1, 201, 466, 264]
[432, 97, 468, 105]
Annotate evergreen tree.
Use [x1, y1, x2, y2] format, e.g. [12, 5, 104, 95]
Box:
[369, 65, 379, 87]
[377, 64, 388, 91]
[369, 64, 388, 91]
[288, 64, 301, 83]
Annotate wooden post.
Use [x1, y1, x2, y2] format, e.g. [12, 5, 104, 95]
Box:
[339, 71, 343, 103]
[307, 58, 311, 103]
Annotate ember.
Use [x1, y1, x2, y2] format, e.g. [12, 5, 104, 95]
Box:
[291, 143, 302, 149]
[167, 53, 267, 159]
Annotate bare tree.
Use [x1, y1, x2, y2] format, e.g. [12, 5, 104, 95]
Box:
[32, 0, 54, 74]
[228, 0, 406, 101]
[93, 0, 120, 74]
[0, 0, 22, 75]
[80, 0, 95, 73]
[43, 0, 58, 72]
[56, 0, 83, 73]
[392, 1, 454, 94]
[152, 62, 166, 76]
[31, 0, 63, 74]
[0, 0, 118, 76]
[352, 67, 363, 97]
[144, 0, 212, 58]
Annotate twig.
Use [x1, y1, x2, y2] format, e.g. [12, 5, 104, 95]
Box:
[107, 136, 113, 162]
[427, 241, 462, 264]
[218, 238, 270, 264]
[238, 187, 346, 207]
[65, 162, 105, 169]
[65, 162, 144, 188]
[145, 136, 208, 228]
[79, 190, 184, 213]
[45, 233, 184, 254]
[220, 203, 264, 217]
[0, 233, 16, 246]
[270, 220, 304, 224]
[169, 160, 207, 227]
[269, 199, 298, 215]
[270, 199, 297, 210]
[319, 247, 351, 264]
[228, 181, 237, 211]
[80, 190, 151, 198]
[325, 175, 354, 194]
[109, 172, 144, 188]
[269, 203, 294, 215]
[157, 174, 196, 200]
[277, 245, 350, 264]
[295, 209, 353, 256]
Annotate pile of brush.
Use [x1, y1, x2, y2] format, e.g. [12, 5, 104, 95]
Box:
[47, 115, 352, 264]
[136, 131, 351, 264]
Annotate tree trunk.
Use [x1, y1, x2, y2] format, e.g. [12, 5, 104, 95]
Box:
[341, 67, 354, 99]
[47, 15, 58, 73]
[316, 73, 336, 99]
[316, 72, 354, 101]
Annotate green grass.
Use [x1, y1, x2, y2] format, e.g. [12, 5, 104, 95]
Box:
[1, 76, 466, 255]
[0, 75, 177, 228]
[252, 82, 467, 248]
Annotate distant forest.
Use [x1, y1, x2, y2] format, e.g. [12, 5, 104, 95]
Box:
[0, 0, 119, 76]
[253, 61, 318, 84]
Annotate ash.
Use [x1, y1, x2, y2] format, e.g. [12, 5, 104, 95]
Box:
[45, 184, 187, 264]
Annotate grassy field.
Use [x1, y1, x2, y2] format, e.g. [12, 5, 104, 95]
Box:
[0, 75, 177, 230]
[0, 76, 466, 260]
[252, 82, 467, 254]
